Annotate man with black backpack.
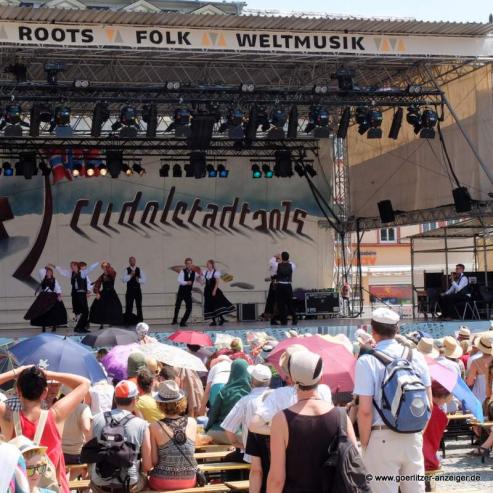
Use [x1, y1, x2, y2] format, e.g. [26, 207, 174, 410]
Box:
[355, 308, 433, 493]
[84, 380, 152, 493]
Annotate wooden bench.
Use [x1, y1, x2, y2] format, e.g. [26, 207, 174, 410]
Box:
[66, 463, 88, 479]
[195, 444, 233, 452]
[142, 484, 230, 493]
[68, 479, 91, 492]
[225, 480, 250, 491]
[194, 451, 230, 462]
[199, 462, 251, 473]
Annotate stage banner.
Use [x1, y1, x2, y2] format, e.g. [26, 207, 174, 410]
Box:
[0, 21, 492, 57]
[0, 153, 335, 321]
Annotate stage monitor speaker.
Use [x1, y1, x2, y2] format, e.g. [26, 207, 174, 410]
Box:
[237, 303, 257, 321]
[452, 187, 472, 213]
[377, 200, 395, 223]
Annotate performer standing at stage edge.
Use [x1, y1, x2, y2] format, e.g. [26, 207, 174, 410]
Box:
[261, 253, 281, 322]
[55, 260, 98, 333]
[172, 257, 197, 327]
[122, 256, 146, 324]
[271, 251, 298, 326]
[202, 259, 235, 326]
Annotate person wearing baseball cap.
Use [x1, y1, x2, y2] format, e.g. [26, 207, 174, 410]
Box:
[267, 350, 358, 493]
[221, 364, 272, 463]
[354, 307, 432, 493]
[89, 380, 152, 492]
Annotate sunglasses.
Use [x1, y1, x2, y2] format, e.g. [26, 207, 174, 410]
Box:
[26, 464, 47, 477]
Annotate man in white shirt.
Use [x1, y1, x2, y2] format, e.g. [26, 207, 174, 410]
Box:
[355, 308, 432, 493]
[440, 263, 469, 319]
[221, 364, 272, 462]
[172, 257, 196, 327]
[122, 256, 146, 324]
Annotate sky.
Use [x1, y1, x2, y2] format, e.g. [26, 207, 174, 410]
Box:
[243, 0, 493, 23]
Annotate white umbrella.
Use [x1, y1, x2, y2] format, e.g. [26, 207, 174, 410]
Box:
[139, 342, 206, 372]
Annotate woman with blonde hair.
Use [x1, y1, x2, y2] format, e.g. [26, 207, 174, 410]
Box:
[201, 259, 235, 326]
[89, 261, 123, 329]
[148, 381, 198, 491]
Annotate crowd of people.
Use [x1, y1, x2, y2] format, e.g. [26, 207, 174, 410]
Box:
[1, 312, 492, 493]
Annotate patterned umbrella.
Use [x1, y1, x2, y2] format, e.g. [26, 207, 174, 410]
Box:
[139, 342, 206, 372]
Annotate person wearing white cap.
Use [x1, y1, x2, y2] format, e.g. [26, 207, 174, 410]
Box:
[267, 351, 358, 493]
[221, 364, 272, 463]
[136, 322, 157, 345]
[354, 307, 432, 493]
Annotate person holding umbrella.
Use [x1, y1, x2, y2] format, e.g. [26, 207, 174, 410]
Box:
[0, 365, 90, 493]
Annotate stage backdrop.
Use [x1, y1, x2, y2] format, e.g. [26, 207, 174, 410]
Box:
[0, 151, 335, 325]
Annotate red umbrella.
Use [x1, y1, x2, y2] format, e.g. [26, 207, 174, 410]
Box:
[168, 330, 213, 347]
[267, 335, 356, 393]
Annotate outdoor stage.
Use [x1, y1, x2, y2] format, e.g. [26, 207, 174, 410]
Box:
[1, 317, 491, 345]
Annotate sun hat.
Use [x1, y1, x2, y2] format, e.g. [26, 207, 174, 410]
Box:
[9, 436, 47, 456]
[287, 350, 323, 387]
[443, 336, 463, 359]
[279, 344, 308, 375]
[154, 380, 185, 403]
[371, 307, 400, 325]
[475, 335, 493, 354]
[417, 337, 439, 359]
[460, 339, 471, 354]
[457, 326, 471, 339]
[248, 364, 272, 384]
[114, 380, 139, 399]
[136, 322, 149, 336]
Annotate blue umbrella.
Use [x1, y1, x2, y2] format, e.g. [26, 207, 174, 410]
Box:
[10, 333, 106, 383]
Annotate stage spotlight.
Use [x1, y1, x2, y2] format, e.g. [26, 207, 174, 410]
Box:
[190, 152, 206, 179]
[388, 107, 403, 140]
[86, 163, 95, 177]
[2, 104, 22, 126]
[337, 107, 351, 139]
[165, 81, 181, 91]
[407, 84, 423, 95]
[132, 163, 146, 176]
[262, 164, 273, 178]
[99, 164, 108, 176]
[30, 104, 52, 137]
[206, 164, 217, 178]
[274, 150, 293, 178]
[222, 108, 245, 140]
[172, 164, 183, 177]
[39, 160, 52, 176]
[2, 162, 13, 176]
[355, 107, 369, 135]
[294, 162, 305, 177]
[406, 105, 421, 133]
[306, 106, 330, 137]
[166, 108, 191, 137]
[159, 164, 170, 177]
[305, 164, 317, 177]
[313, 84, 329, 95]
[113, 105, 139, 137]
[333, 67, 354, 91]
[142, 103, 158, 138]
[74, 79, 90, 88]
[44, 62, 64, 85]
[106, 151, 123, 178]
[287, 105, 298, 139]
[218, 164, 229, 178]
[122, 163, 133, 176]
[54, 105, 71, 127]
[271, 108, 287, 128]
[419, 108, 438, 139]
[251, 164, 262, 179]
[72, 163, 82, 177]
[241, 83, 255, 93]
[367, 109, 383, 139]
[91, 102, 110, 138]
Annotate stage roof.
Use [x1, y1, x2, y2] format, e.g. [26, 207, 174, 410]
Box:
[408, 217, 493, 240]
[0, 6, 492, 36]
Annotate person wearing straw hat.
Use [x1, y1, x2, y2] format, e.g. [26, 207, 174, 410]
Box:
[354, 307, 432, 493]
[466, 335, 493, 405]
[440, 336, 464, 377]
[148, 381, 198, 491]
[416, 337, 439, 359]
[457, 325, 471, 342]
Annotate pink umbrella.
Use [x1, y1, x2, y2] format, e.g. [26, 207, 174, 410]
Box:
[267, 335, 356, 393]
[101, 343, 141, 381]
[168, 330, 212, 347]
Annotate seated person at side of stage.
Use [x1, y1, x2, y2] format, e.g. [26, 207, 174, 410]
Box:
[439, 263, 469, 319]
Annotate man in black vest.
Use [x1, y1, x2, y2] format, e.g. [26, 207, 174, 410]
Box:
[122, 256, 146, 324]
[172, 257, 195, 327]
[273, 251, 298, 326]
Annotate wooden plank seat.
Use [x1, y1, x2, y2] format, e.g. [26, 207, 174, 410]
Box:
[68, 479, 91, 492]
[225, 480, 250, 491]
[199, 462, 251, 473]
[142, 484, 230, 493]
[195, 444, 233, 452]
[194, 451, 230, 462]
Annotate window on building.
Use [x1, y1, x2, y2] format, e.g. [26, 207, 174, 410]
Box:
[19, 2, 34, 6]
[380, 227, 397, 243]
[422, 222, 438, 232]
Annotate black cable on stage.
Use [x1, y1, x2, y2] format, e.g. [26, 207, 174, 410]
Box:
[437, 121, 461, 189]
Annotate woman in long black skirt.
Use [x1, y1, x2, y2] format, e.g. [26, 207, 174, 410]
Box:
[202, 259, 235, 326]
[89, 261, 123, 329]
[24, 266, 68, 332]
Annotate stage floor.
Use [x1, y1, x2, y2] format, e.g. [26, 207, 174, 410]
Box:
[1, 317, 491, 343]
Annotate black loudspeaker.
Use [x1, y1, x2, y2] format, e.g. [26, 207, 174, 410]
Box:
[106, 151, 123, 178]
[189, 115, 215, 149]
[453, 187, 472, 213]
[237, 303, 257, 321]
[377, 200, 395, 223]
[190, 151, 206, 179]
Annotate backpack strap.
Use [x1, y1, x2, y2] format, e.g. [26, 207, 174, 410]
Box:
[33, 410, 49, 445]
[337, 407, 348, 438]
[12, 411, 22, 437]
[368, 349, 393, 366]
